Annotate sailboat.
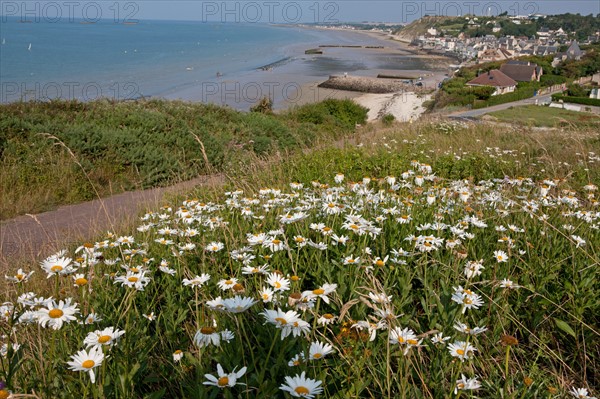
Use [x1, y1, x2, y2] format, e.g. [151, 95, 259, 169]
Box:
[1, 38, 5, 45]
[28, 43, 31, 51]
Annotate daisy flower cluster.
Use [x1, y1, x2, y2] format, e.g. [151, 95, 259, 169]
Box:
[2, 159, 597, 398]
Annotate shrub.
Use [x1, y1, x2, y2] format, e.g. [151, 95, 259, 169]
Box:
[566, 83, 590, 97]
[381, 113, 395, 125]
[551, 95, 600, 106]
[289, 99, 367, 130]
[249, 96, 273, 114]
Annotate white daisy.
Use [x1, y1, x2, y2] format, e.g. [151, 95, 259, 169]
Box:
[279, 371, 323, 398]
[66, 346, 104, 383]
[203, 363, 246, 388]
[37, 298, 79, 330]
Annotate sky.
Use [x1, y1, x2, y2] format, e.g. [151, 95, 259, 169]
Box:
[131, 1, 600, 23]
[1, 1, 599, 24]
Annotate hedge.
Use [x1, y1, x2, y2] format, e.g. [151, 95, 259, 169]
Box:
[551, 94, 600, 107]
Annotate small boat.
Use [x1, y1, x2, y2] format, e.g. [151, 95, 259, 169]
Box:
[27, 43, 32, 51]
[216, 72, 223, 77]
[186, 67, 194, 71]
[1, 38, 5, 45]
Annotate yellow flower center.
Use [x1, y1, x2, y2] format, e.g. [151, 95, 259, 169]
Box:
[457, 349, 465, 355]
[0, 389, 10, 399]
[375, 260, 384, 267]
[272, 239, 281, 245]
[323, 313, 334, 319]
[290, 275, 300, 281]
[217, 376, 229, 387]
[295, 237, 305, 243]
[274, 281, 282, 289]
[174, 350, 182, 355]
[75, 278, 88, 286]
[407, 339, 418, 345]
[82, 360, 95, 369]
[98, 335, 111, 344]
[322, 227, 331, 232]
[313, 353, 323, 359]
[262, 294, 270, 300]
[225, 280, 233, 285]
[313, 288, 325, 295]
[130, 267, 139, 273]
[398, 337, 405, 343]
[128, 277, 139, 283]
[51, 265, 63, 272]
[275, 317, 287, 325]
[463, 298, 473, 305]
[48, 309, 64, 318]
[200, 327, 216, 334]
[295, 386, 310, 395]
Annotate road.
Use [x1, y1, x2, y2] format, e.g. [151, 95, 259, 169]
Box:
[448, 93, 555, 120]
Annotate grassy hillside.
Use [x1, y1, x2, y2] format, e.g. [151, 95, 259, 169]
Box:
[0, 99, 367, 219]
[395, 13, 600, 40]
[2, 119, 598, 398]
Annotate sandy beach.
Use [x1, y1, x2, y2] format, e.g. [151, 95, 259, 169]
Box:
[275, 26, 451, 122]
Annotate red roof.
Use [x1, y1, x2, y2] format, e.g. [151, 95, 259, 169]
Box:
[466, 70, 518, 88]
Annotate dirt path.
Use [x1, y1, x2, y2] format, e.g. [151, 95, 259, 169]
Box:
[0, 174, 224, 267]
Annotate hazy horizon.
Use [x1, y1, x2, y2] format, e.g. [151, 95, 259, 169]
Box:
[1, 1, 598, 25]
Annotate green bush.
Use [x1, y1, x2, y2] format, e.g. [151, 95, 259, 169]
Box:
[382, 113, 395, 125]
[540, 74, 567, 87]
[566, 83, 590, 97]
[473, 86, 536, 109]
[551, 94, 600, 106]
[249, 96, 273, 114]
[288, 99, 367, 130]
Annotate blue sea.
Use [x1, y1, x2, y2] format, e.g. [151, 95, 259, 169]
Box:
[0, 18, 430, 109]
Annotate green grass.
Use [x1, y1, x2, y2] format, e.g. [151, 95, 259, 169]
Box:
[2, 119, 598, 399]
[485, 105, 600, 128]
[0, 99, 367, 220]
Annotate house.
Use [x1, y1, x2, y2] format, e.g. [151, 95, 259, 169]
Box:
[478, 48, 513, 62]
[500, 61, 543, 82]
[590, 88, 600, 100]
[492, 23, 502, 33]
[466, 70, 518, 95]
[552, 41, 584, 67]
[565, 41, 583, 60]
[534, 45, 558, 56]
[427, 27, 438, 36]
[537, 27, 551, 37]
[467, 19, 480, 29]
